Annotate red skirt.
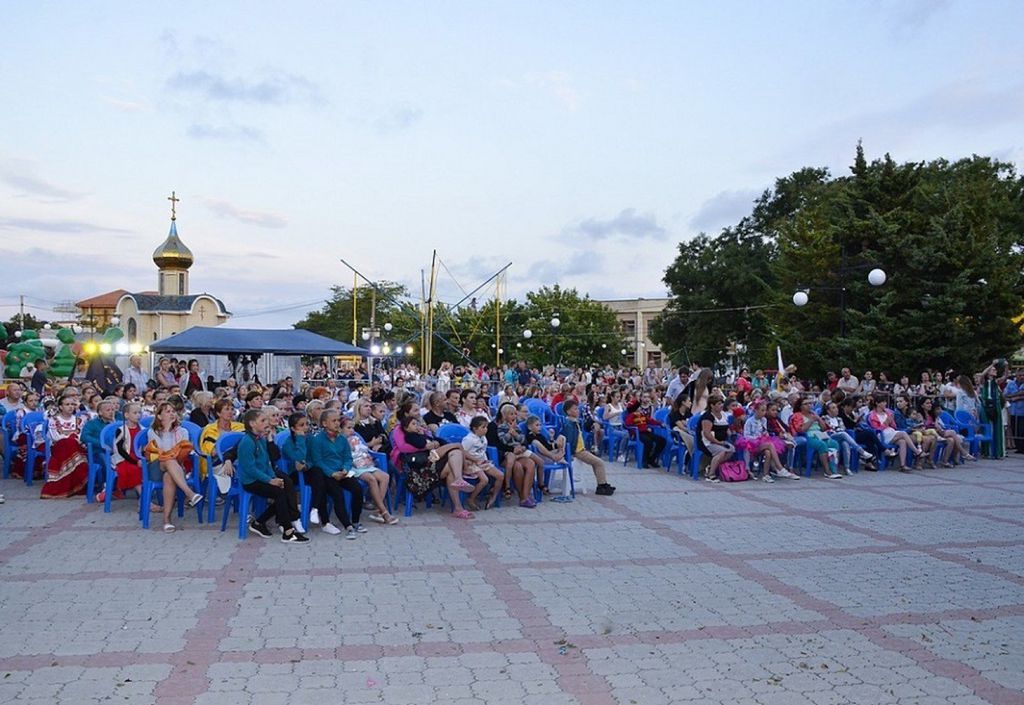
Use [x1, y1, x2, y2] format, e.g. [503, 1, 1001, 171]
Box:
[114, 459, 142, 491]
[10, 436, 44, 480]
[40, 437, 89, 499]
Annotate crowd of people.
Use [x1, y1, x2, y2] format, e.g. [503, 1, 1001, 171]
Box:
[0, 353, 1018, 536]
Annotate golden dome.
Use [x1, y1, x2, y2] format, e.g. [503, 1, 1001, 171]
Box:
[153, 220, 194, 270]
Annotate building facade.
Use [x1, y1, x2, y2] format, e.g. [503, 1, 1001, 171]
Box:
[598, 297, 670, 368]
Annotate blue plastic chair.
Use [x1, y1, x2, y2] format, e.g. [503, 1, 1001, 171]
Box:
[139, 416, 154, 428]
[21, 412, 47, 486]
[97, 422, 123, 512]
[216, 432, 263, 539]
[595, 407, 627, 461]
[436, 424, 469, 444]
[954, 410, 992, 457]
[2, 410, 18, 479]
[652, 408, 686, 473]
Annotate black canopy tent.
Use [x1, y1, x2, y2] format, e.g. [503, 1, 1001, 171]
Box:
[149, 327, 368, 382]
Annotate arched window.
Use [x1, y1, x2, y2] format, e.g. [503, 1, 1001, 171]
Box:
[127, 317, 137, 343]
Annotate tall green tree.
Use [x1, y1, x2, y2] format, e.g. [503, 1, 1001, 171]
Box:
[514, 285, 625, 368]
[294, 281, 410, 344]
[653, 146, 1024, 379]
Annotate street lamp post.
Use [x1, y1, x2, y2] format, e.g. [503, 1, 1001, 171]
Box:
[550, 316, 560, 367]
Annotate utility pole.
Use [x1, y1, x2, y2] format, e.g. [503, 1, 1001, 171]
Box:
[19, 294, 25, 331]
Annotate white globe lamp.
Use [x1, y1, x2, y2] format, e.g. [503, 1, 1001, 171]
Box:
[550, 317, 560, 328]
[792, 291, 809, 307]
[868, 268, 887, 287]
[522, 329, 532, 339]
[384, 322, 393, 332]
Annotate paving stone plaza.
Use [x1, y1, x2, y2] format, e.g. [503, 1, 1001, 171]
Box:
[1, 458, 1022, 705]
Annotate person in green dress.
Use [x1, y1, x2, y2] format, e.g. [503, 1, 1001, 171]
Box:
[979, 362, 1007, 459]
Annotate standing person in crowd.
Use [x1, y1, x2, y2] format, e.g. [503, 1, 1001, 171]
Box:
[310, 409, 367, 538]
[236, 409, 307, 542]
[979, 363, 1006, 459]
[688, 368, 714, 416]
[123, 355, 149, 391]
[30, 358, 48, 396]
[697, 394, 733, 482]
[155, 358, 178, 390]
[562, 399, 615, 495]
[40, 394, 90, 498]
[663, 367, 690, 406]
[858, 371, 877, 397]
[1005, 369, 1024, 454]
[179, 359, 206, 397]
[145, 402, 204, 531]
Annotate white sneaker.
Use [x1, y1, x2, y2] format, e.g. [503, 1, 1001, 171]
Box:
[762, 474, 775, 483]
[845, 467, 855, 476]
[859, 450, 873, 460]
[321, 523, 342, 535]
[616, 455, 626, 463]
[776, 468, 800, 480]
[826, 472, 843, 479]
[309, 509, 321, 525]
[291, 520, 305, 534]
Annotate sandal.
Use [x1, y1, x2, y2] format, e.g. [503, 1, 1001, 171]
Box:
[162, 523, 176, 533]
[466, 499, 481, 512]
[538, 484, 549, 495]
[452, 509, 474, 520]
[503, 488, 513, 500]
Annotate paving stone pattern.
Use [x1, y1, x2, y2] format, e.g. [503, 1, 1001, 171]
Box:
[0, 457, 1022, 704]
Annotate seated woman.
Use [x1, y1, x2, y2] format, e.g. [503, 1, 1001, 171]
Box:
[146, 402, 204, 532]
[105, 401, 145, 503]
[40, 393, 91, 498]
[867, 397, 924, 471]
[189, 391, 215, 427]
[788, 398, 842, 479]
[199, 398, 244, 492]
[236, 409, 307, 542]
[823, 401, 875, 472]
[492, 402, 540, 505]
[911, 399, 939, 469]
[603, 389, 628, 461]
[738, 401, 788, 482]
[456, 389, 481, 428]
[394, 413, 477, 518]
[340, 416, 398, 525]
[461, 415, 504, 510]
[697, 394, 734, 482]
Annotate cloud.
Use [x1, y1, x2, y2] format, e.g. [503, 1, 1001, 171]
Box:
[527, 71, 582, 111]
[527, 251, 605, 283]
[186, 123, 265, 142]
[0, 160, 87, 202]
[373, 105, 424, 133]
[167, 69, 322, 106]
[563, 208, 668, 242]
[102, 96, 149, 113]
[0, 216, 130, 234]
[887, 0, 951, 33]
[688, 189, 759, 232]
[204, 198, 287, 229]
[0, 247, 150, 307]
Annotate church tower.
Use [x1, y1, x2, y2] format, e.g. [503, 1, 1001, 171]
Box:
[152, 191, 194, 296]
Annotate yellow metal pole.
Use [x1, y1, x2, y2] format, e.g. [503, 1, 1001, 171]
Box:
[495, 272, 501, 369]
[352, 273, 358, 346]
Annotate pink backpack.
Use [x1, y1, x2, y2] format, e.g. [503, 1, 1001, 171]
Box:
[718, 460, 749, 482]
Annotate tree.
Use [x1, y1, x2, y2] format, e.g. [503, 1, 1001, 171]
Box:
[515, 285, 625, 369]
[294, 281, 410, 344]
[653, 147, 1024, 380]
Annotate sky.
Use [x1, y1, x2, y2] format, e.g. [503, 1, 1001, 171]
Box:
[1, 0, 1022, 329]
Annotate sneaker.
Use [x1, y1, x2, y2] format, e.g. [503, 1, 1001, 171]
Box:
[345, 527, 358, 540]
[859, 450, 874, 460]
[291, 520, 306, 534]
[884, 449, 898, 458]
[309, 508, 321, 525]
[776, 468, 800, 480]
[762, 474, 775, 483]
[188, 493, 204, 508]
[281, 530, 309, 543]
[703, 476, 720, 483]
[368, 513, 386, 524]
[845, 467, 855, 476]
[248, 519, 273, 538]
[354, 523, 368, 534]
[0, 494, 5, 504]
[215, 495, 225, 507]
[616, 455, 626, 463]
[825, 472, 843, 479]
[321, 523, 342, 535]
[386, 515, 400, 525]
[595, 483, 616, 496]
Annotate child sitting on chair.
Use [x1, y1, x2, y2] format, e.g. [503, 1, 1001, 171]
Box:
[524, 414, 566, 464]
[340, 416, 397, 525]
[460, 416, 503, 511]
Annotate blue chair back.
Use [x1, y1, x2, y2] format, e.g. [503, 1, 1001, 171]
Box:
[524, 399, 549, 419]
[953, 410, 975, 428]
[653, 408, 670, 424]
[100, 422, 119, 451]
[139, 416, 154, 428]
[20, 410, 44, 433]
[554, 402, 565, 417]
[180, 420, 203, 447]
[215, 432, 244, 460]
[488, 395, 500, 412]
[436, 424, 469, 444]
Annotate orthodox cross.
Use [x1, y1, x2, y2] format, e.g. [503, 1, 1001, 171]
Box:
[168, 191, 180, 220]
